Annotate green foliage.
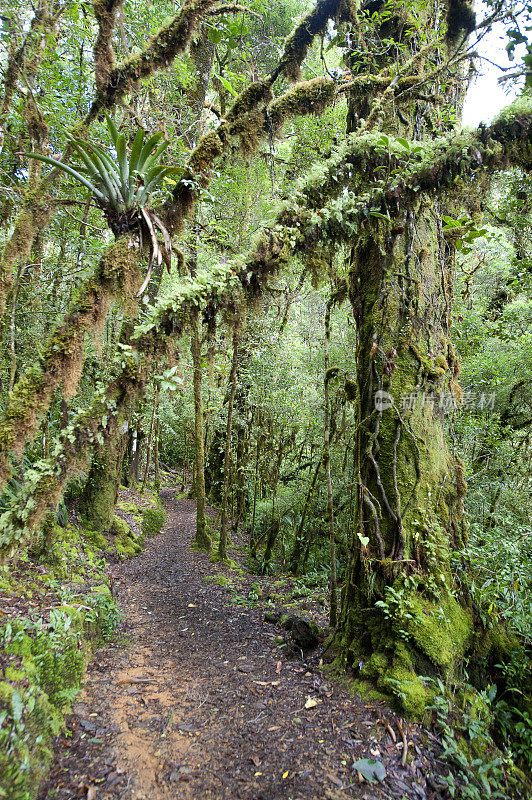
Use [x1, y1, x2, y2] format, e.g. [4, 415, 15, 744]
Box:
[141, 506, 165, 538]
[0, 592, 121, 800]
[27, 114, 180, 214]
[427, 677, 529, 799]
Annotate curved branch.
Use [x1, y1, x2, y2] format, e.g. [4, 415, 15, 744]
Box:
[0, 236, 141, 486]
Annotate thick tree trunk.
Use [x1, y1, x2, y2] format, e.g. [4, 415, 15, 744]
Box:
[334, 0, 480, 719]
[337, 206, 471, 716]
[79, 425, 128, 533]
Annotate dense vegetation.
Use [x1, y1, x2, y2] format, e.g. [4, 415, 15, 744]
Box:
[0, 0, 531, 797]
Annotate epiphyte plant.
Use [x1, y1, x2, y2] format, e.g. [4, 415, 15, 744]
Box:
[28, 114, 181, 294]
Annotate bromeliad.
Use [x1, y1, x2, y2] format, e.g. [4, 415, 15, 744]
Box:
[27, 114, 180, 294]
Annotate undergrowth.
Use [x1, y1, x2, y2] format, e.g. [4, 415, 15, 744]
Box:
[0, 483, 158, 800]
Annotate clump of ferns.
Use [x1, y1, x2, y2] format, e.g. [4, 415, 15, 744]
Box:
[28, 114, 180, 294]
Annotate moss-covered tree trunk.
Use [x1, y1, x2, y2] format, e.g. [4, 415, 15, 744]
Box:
[218, 325, 239, 560]
[79, 430, 127, 533]
[337, 203, 472, 715]
[336, 0, 478, 716]
[324, 301, 338, 627]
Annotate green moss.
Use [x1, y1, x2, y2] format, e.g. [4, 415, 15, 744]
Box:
[141, 507, 165, 538]
[4, 667, 26, 682]
[494, 92, 532, 123]
[361, 651, 388, 679]
[0, 681, 14, 701]
[83, 527, 108, 549]
[214, 575, 233, 588]
[111, 514, 132, 537]
[0, 585, 121, 800]
[406, 593, 473, 672]
[379, 663, 428, 719]
[110, 514, 143, 559]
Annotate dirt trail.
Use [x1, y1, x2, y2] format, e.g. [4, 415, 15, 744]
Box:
[40, 491, 449, 800]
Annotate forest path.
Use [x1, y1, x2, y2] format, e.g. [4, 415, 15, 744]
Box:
[40, 490, 447, 800]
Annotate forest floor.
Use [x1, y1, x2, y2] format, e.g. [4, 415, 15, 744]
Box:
[39, 487, 455, 800]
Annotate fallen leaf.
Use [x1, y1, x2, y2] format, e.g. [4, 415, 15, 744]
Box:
[351, 758, 386, 784]
[282, 770, 290, 779]
[276, 660, 282, 674]
[267, 725, 281, 731]
[254, 772, 262, 776]
[251, 755, 260, 767]
[87, 787, 97, 800]
[305, 696, 319, 709]
[327, 773, 343, 787]
[187, 604, 196, 608]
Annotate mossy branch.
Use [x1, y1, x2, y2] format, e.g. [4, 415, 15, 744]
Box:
[0, 237, 141, 490]
[93, 0, 125, 91]
[0, 0, 220, 305]
[142, 102, 532, 340]
[165, 76, 337, 233]
[1, 0, 342, 310]
[0, 352, 151, 560]
[90, 0, 231, 112]
[274, 0, 342, 82]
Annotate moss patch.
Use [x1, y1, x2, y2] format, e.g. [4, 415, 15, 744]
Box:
[141, 507, 165, 538]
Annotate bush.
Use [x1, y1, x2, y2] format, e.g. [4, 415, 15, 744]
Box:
[0, 595, 121, 800]
[142, 507, 165, 538]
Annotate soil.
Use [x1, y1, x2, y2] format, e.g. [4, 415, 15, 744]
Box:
[39, 490, 454, 800]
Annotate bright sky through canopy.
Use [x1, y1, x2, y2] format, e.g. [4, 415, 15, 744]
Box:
[462, 1, 520, 127]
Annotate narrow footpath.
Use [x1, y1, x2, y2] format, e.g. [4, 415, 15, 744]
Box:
[39, 490, 450, 800]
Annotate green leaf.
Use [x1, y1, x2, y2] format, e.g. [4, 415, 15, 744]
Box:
[369, 211, 390, 221]
[129, 128, 146, 192]
[396, 137, 410, 152]
[104, 112, 120, 146]
[142, 140, 169, 174]
[215, 73, 238, 97]
[25, 153, 107, 204]
[11, 690, 23, 723]
[137, 132, 165, 172]
[116, 133, 129, 196]
[352, 759, 386, 784]
[207, 27, 223, 44]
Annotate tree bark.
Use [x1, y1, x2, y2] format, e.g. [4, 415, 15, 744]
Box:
[191, 311, 211, 550]
[336, 1, 478, 717]
[218, 325, 239, 560]
[324, 301, 338, 627]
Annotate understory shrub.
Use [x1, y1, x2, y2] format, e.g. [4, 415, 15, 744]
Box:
[141, 506, 165, 537]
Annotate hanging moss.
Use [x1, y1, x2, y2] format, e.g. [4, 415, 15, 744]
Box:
[225, 81, 273, 124]
[278, 0, 341, 81]
[0, 236, 140, 489]
[93, 0, 120, 91]
[267, 78, 336, 134]
[94, 0, 220, 108]
[0, 190, 51, 315]
[0, 345, 153, 560]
